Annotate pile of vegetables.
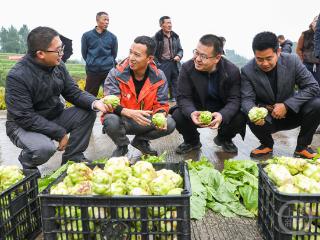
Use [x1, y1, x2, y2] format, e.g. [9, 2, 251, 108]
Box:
[47, 157, 183, 240]
[263, 157, 320, 237]
[0, 165, 25, 193]
[199, 111, 212, 125]
[188, 157, 258, 219]
[50, 157, 183, 196]
[248, 107, 268, 122]
[265, 156, 320, 194]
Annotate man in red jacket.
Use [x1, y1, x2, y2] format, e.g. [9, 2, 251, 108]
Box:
[102, 36, 175, 157]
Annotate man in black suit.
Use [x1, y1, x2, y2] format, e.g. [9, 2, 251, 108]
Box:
[172, 34, 246, 154]
[241, 31, 320, 159]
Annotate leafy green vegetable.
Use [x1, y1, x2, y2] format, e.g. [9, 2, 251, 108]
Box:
[103, 95, 120, 108]
[188, 158, 258, 219]
[38, 161, 74, 192]
[199, 111, 212, 125]
[141, 151, 166, 163]
[248, 107, 268, 122]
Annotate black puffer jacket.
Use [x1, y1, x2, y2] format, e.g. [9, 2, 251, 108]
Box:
[5, 55, 96, 140]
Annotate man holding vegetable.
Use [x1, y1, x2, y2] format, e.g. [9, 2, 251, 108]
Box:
[172, 34, 246, 154]
[241, 31, 320, 159]
[5, 27, 108, 171]
[102, 36, 175, 157]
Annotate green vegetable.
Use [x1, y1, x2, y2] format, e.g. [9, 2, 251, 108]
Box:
[188, 158, 258, 219]
[141, 151, 166, 163]
[152, 113, 167, 128]
[264, 163, 293, 186]
[103, 95, 120, 108]
[0, 165, 25, 192]
[38, 161, 74, 192]
[199, 111, 212, 125]
[248, 107, 268, 122]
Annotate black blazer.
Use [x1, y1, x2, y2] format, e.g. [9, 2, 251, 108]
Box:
[176, 57, 241, 125]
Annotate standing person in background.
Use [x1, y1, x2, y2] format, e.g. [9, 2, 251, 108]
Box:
[81, 11, 118, 96]
[277, 35, 293, 53]
[153, 16, 183, 102]
[296, 16, 320, 85]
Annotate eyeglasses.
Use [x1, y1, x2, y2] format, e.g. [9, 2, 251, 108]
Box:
[44, 45, 65, 56]
[193, 49, 215, 61]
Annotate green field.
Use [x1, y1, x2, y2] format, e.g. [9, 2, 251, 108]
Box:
[0, 53, 86, 87]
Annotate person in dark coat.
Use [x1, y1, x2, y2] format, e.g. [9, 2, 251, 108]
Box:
[296, 16, 320, 85]
[153, 16, 183, 102]
[172, 34, 246, 154]
[5, 27, 108, 171]
[315, 14, 320, 59]
[277, 35, 293, 53]
[60, 34, 73, 62]
[241, 31, 320, 159]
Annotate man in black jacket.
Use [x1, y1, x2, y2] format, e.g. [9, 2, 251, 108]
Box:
[153, 16, 183, 102]
[241, 31, 320, 159]
[5, 26, 107, 170]
[172, 34, 246, 154]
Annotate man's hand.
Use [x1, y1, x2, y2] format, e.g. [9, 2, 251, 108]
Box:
[253, 118, 265, 126]
[58, 134, 69, 151]
[271, 103, 287, 119]
[209, 112, 222, 129]
[93, 99, 109, 113]
[122, 108, 152, 126]
[190, 111, 203, 126]
[173, 56, 181, 62]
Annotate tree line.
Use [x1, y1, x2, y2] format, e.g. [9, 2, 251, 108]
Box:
[0, 25, 30, 54]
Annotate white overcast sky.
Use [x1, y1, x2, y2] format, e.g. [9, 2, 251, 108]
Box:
[1, 0, 319, 61]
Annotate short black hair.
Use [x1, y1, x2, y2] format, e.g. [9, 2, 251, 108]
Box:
[252, 31, 279, 53]
[199, 34, 224, 56]
[134, 36, 156, 56]
[277, 35, 285, 40]
[159, 16, 170, 26]
[96, 11, 108, 21]
[27, 26, 59, 57]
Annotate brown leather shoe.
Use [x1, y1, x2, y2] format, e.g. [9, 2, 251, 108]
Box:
[250, 145, 273, 157]
[294, 147, 316, 159]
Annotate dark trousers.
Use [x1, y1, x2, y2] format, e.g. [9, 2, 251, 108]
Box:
[7, 107, 96, 168]
[158, 60, 179, 99]
[85, 72, 108, 97]
[103, 113, 176, 147]
[304, 63, 320, 85]
[172, 108, 246, 144]
[248, 97, 320, 148]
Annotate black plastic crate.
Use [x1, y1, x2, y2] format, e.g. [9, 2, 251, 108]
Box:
[39, 162, 191, 240]
[258, 163, 320, 240]
[0, 169, 41, 240]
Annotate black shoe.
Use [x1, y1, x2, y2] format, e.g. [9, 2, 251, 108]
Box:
[21, 165, 41, 178]
[214, 136, 238, 153]
[175, 142, 202, 154]
[131, 139, 158, 156]
[111, 145, 129, 157]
